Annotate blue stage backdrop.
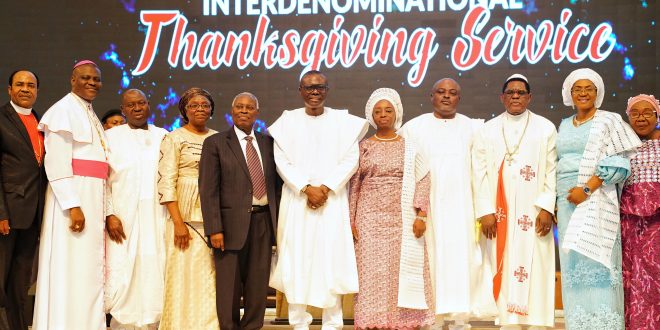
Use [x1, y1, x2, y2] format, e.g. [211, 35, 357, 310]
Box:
[1, 0, 657, 131]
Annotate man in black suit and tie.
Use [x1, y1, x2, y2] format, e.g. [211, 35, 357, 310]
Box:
[0, 70, 47, 330]
[199, 92, 280, 330]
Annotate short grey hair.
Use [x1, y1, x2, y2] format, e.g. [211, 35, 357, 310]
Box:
[232, 92, 259, 109]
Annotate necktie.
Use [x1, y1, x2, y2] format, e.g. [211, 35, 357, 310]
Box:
[245, 136, 267, 199]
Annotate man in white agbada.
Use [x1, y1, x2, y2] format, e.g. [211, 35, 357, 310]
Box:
[472, 74, 557, 329]
[268, 71, 368, 329]
[399, 78, 488, 329]
[33, 60, 108, 330]
[104, 89, 168, 329]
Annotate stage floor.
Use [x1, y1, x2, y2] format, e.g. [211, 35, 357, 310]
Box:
[262, 309, 566, 329]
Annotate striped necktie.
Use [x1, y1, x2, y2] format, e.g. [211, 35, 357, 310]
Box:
[245, 136, 266, 199]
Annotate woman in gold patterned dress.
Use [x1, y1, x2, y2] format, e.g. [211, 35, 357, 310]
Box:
[157, 88, 219, 329]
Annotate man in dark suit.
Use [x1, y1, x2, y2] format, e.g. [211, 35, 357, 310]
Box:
[199, 92, 280, 330]
[0, 70, 47, 330]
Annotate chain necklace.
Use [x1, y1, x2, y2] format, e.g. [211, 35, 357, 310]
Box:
[72, 93, 108, 160]
[502, 111, 530, 166]
[374, 133, 399, 141]
[573, 112, 596, 127]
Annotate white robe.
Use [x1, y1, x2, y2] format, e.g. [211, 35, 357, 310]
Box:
[268, 107, 368, 308]
[104, 124, 168, 328]
[399, 113, 490, 316]
[472, 110, 557, 327]
[34, 93, 108, 330]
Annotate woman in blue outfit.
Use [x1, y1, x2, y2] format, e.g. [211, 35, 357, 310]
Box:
[555, 68, 641, 330]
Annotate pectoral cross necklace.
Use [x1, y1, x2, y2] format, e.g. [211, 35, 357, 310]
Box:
[502, 111, 530, 166]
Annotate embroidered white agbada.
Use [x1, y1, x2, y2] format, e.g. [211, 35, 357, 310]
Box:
[472, 110, 557, 327]
[104, 124, 168, 328]
[268, 107, 368, 308]
[399, 113, 491, 316]
[33, 93, 108, 330]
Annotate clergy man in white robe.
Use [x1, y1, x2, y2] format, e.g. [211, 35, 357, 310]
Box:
[269, 70, 368, 329]
[104, 89, 168, 329]
[33, 60, 108, 330]
[400, 78, 490, 330]
[472, 74, 557, 329]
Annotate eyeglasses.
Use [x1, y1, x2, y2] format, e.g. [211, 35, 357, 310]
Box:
[571, 87, 597, 94]
[629, 111, 657, 119]
[301, 84, 328, 93]
[503, 89, 529, 96]
[124, 100, 147, 110]
[233, 103, 257, 111]
[186, 103, 212, 110]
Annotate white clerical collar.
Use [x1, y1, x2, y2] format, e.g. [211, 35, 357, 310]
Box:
[10, 100, 32, 115]
[234, 125, 255, 140]
[504, 109, 529, 122]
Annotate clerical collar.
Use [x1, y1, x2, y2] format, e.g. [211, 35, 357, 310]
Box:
[504, 109, 529, 122]
[10, 100, 32, 115]
[234, 125, 254, 140]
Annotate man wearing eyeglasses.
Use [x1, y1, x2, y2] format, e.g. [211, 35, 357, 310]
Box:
[399, 78, 487, 330]
[104, 89, 168, 329]
[268, 71, 368, 329]
[472, 74, 557, 329]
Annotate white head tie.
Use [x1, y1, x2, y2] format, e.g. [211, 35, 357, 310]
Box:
[365, 88, 404, 130]
[562, 68, 605, 108]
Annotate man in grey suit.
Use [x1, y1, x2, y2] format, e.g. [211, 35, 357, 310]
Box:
[0, 70, 47, 330]
[199, 92, 280, 330]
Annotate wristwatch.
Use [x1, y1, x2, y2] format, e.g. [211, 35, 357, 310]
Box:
[582, 186, 592, 196]
[301, 184, 311, 193]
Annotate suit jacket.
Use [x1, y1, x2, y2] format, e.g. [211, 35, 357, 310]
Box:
[0, 102, 47, 229]
[199, 126, 280, 250]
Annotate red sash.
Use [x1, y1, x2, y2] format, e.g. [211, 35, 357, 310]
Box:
[72, 159, 108, 179]
[492, 159, 508, 301]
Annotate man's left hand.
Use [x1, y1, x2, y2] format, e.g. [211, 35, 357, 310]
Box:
[106, 215, 126, 243]
[535, 209, 554, 237]
[0, 219, 9, 235]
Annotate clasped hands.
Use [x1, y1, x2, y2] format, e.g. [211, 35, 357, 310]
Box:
[305, 184, 330, 210]
[480, 209, 554, 239]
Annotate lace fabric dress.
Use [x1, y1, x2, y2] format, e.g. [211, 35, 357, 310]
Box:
[157, 127, 219, 330]
[556, 118, 628, 330]
[348, 138, 434, 329]
[620, 139, 660, 330]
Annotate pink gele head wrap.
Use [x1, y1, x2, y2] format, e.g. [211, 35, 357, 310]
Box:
[626, 94, 660, 124]
[73, 60, 98, 70]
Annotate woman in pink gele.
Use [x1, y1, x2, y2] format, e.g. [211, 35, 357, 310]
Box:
[620, 94, 660, 330]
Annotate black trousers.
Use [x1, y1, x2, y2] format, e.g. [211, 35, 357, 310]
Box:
[0, 220, 39, 330]
[214, 210, 273, 330]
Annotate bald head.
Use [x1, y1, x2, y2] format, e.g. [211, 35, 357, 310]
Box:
[430, 78, 461, 119]
[120, 88, 150, 129]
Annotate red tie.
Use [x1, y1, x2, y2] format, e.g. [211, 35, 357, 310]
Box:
[245, 136, 267, 199]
